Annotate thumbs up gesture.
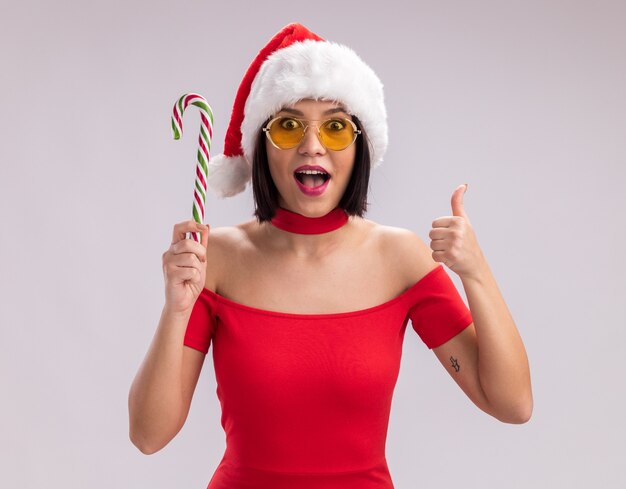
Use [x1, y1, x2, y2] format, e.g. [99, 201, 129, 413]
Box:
[429, 184, 485, 279]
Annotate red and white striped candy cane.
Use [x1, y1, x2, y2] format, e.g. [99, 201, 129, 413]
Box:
[171, 93, 214, 242]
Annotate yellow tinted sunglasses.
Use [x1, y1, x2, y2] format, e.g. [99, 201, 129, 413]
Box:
[262, 116, 361, 151]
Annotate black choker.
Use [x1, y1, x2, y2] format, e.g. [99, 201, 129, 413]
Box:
[270, 206, 349, 234]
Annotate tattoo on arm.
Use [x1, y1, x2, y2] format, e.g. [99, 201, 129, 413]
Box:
[450, 356, 460, 372]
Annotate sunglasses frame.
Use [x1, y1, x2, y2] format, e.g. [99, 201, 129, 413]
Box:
[262, 116, 362, 151]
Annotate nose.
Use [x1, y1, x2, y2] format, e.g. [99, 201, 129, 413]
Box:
[297, 123, 326, 156]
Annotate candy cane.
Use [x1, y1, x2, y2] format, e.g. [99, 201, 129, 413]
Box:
[171, 93, 214, 242]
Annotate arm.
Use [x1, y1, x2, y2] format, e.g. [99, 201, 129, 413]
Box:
[128, 307, 206, 454]
[128, 224, 214, 454]
[428, 184, 533, 423]
[432, 258, 533, 424]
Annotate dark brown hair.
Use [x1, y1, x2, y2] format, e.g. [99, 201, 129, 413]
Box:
[252, 115, 372, 222]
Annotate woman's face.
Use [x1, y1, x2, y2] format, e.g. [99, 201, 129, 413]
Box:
[265, 98, 357, 217]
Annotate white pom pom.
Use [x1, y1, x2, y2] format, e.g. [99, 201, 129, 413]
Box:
[207, 154, 251, 198]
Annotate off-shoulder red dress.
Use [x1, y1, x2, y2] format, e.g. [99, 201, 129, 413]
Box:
[183, 263, 473, 489]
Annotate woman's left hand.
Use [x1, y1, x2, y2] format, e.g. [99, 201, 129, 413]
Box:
[429, 184, 486, 280]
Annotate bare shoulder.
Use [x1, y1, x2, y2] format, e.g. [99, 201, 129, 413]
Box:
[203, 220, 254, 293]
[367, 220, 439, 286]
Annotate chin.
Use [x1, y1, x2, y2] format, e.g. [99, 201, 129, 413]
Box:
[280, 200, 336, 217]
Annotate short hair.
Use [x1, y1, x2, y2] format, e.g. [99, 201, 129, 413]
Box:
[251, 115, 372, 222]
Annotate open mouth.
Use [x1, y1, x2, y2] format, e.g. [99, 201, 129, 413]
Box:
[294, 170, 331, 188]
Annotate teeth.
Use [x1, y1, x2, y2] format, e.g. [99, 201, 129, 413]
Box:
[295, 170, 328, 175]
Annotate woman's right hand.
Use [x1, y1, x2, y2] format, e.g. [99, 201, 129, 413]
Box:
[162, 220, 210, 314]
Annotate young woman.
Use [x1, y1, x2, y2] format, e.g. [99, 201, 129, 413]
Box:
[129, 23, 532, 489]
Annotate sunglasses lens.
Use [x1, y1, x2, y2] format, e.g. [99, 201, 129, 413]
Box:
[268, 117, 304, 149]
[266, 117, 358, 150]
[320, 118, 356, 151]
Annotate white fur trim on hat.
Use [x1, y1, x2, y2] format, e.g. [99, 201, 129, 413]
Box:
[241, 39, 388, 170]
[207, 153, 251, 198]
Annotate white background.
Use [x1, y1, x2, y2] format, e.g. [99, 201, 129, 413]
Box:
[1, 1, 624, 487]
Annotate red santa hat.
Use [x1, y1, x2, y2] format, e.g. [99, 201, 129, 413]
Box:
[207, 22, 388, 198]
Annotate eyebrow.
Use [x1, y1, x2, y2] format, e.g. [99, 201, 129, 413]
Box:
[278, 106, 349, 116]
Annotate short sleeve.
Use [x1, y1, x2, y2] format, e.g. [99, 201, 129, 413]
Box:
[183, 290, 218, 354]
[406, 265, 473, 349]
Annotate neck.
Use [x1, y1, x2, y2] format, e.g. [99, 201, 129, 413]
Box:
[267, 205, 350, 257]
[271, 206, 349, 234]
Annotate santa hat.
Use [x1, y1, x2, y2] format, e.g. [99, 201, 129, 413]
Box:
[207, 22, 388, 198]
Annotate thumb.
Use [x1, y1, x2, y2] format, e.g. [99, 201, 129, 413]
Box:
[200, 223, 210, 250]
[451, 183, 469, 221]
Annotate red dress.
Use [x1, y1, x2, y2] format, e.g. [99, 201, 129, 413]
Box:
[184, 264, 473, 489]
